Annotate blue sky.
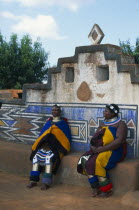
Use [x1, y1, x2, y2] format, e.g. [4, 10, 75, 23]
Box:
[0, 0, 139, 66]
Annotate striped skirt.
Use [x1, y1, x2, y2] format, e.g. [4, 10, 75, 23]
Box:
[32, 149, 54, 166]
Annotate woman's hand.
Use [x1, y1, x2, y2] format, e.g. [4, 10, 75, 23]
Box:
[95, 146, 105, 153]
[91, 145, 106, 154]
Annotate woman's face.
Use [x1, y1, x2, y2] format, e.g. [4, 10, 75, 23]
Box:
[103, 108, 115, 120]
[52, 106, 61, 117]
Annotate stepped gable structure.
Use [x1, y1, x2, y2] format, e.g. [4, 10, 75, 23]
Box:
[22, 43, 139, 103]
[22, 27, 139, 104]
[0, 24, 138, 159]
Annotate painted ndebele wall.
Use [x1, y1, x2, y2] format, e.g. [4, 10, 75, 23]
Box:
[0, 33, 139, 159]
[0, 102, 137, 160]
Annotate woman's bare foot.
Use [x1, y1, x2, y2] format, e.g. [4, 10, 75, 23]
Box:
[40, 184, 50, 190]
[96, 190, 112, 198]
[26, 182, 37, 189]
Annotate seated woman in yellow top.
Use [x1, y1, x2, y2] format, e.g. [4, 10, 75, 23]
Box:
[77, 104, 127, 198]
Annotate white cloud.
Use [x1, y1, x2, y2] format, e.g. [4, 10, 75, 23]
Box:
[0, 12, 67, 40]
[1, 0, 15, 2]
[0, 11, 17, 19]
[1, 0, 95, 12]
[13, 15, 67, 40]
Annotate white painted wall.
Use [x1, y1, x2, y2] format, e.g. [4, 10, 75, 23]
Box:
[26, 51, 139, 105]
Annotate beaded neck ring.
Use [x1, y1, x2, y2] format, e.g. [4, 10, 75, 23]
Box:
[103, 116, 121, 125]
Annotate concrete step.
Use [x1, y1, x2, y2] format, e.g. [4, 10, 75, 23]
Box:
[0, 139, 139, 195]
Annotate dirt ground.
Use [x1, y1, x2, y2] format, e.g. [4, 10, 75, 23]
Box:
[0, 171, 138, 210]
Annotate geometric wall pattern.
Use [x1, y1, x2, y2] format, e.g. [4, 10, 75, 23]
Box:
[0, 103, 138, 158]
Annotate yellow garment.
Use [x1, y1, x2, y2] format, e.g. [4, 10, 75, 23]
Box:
[102, 127, 114, 146]
[32, 125, 70, 153]
[95, 151, 112, 177]
[95, 127, 114, 177]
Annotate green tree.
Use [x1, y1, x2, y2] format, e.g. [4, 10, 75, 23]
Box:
[0, 33, 10, 89]
[119, 38, 139, 64]
[0, 33, 49, 89]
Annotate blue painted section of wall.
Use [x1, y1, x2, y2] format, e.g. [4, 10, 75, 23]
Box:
[24, 105, 52, 114]
[71, 142, 90, 152]
[127, 145, 134, 159]
[4, 120, 15, 126]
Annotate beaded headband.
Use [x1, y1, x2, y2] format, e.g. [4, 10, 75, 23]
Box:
[53, 104, 62, 111]
[106, 104, 119, 114]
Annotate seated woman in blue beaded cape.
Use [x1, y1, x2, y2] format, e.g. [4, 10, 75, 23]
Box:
[27, 104, 71, 190]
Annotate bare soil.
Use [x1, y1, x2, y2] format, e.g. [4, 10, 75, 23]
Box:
[0, 171, 138, 210]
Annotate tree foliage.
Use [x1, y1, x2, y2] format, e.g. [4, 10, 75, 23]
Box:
[0, 33, 49, 89]
[119, 38, 139, 64]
